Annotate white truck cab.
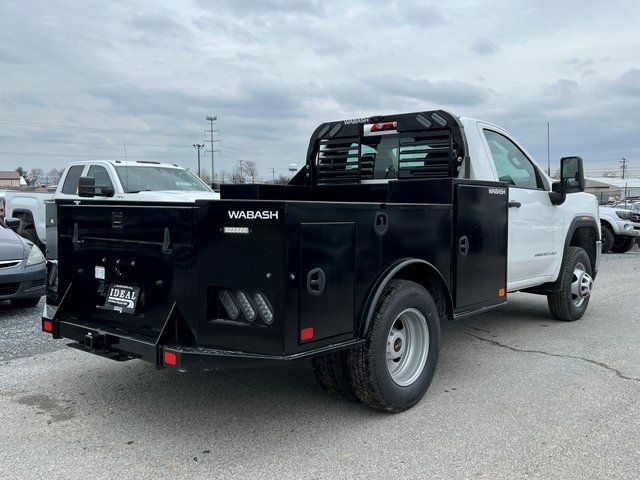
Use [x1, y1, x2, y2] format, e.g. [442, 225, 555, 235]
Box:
[459, 117, 601, 292]
[6, 160, 218, 248]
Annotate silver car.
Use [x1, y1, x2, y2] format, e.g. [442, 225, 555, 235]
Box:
[0, 218, 46, 307]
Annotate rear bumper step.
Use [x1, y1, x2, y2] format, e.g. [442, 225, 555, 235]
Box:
[46, 318, 364, 372]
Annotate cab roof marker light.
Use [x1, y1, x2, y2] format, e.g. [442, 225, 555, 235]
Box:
[223, 226, 250, 234]
[328, 123, 342, 137]
[317, 124, 331, 138]
[416, 113, 432, 128]
[430, 112, 448, 127]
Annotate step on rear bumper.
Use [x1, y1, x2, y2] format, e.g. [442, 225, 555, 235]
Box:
[41, 316, 363, 372]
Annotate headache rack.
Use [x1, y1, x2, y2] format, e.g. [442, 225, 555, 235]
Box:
[302, 110, 468, 186]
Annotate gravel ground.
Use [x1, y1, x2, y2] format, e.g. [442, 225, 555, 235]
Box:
[0, 252, 639, 479]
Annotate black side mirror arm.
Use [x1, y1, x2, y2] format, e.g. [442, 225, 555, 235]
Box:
[549, 181, 566, 206]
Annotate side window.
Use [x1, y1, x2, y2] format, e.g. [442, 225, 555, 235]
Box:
[87, 165, 114, 193]
[483, 130, 542, 189]
[61, 165, 84, 194]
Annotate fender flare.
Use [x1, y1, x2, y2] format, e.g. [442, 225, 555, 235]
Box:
[560, 215, 600, 279]
[358, 258, 452, 337]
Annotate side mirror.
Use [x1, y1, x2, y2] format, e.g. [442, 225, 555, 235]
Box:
[78, 177, 114, 197]
[77, 176, 96, 197]
[549, 156, 585, 205]
[560, 156, 585, 193]
[4, 217, 20, 231]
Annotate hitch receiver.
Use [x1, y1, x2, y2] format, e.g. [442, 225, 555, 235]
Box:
[84, 332, 106, 351]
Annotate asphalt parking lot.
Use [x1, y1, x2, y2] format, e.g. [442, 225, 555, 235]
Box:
[1, 252, 639, 480]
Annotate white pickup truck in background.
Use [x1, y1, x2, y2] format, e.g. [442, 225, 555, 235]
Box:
[5, 160, 219, 249]
[598, 204, 640, 253]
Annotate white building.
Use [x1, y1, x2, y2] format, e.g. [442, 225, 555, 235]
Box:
[585, 177, 640, 203]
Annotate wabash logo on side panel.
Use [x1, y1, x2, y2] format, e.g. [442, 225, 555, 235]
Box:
[227, 210, 279, 220]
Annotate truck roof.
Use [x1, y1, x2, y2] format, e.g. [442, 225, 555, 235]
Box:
[65, 160, 185, 169]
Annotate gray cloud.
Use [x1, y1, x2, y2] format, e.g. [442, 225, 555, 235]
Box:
[0, 0, 639, 177]
[471, 38, 498, 56]
[612, 68, 640, 96]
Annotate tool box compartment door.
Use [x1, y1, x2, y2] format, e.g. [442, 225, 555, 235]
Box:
[454, 183, 508, 309]
[299, 223, 355, 342]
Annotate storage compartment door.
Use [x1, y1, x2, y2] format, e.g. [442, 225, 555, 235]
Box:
[455, 184, 508, 308]
[299, 223, 355, 342]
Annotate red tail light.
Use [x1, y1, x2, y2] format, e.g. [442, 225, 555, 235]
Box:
[43, 320, 53, 333]
[163, 351, 177, 366]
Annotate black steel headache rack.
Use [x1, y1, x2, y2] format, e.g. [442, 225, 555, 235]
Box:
[294, 110, 468, 186]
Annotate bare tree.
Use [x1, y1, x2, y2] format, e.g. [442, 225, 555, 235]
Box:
[28, 167, 45, 185]
[231, 164, 246, 184]
[200, 169, 212, 185]
[46, 167, 64, 184]
[243, 160, 258, 183]
[274, 174, 290, 185]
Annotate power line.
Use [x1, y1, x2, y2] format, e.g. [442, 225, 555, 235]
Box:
[0, 118, 196, 137]
[0, 134, 193, 148]
[0, 151, 192, 158]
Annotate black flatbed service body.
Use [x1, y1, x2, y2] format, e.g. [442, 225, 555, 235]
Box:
[44, 111, 509, 373]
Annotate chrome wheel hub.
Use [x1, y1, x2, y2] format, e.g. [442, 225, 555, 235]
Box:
[571, 262, 593, 308]
[386, 308, 429, 386]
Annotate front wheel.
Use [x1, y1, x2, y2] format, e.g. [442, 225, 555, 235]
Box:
[547, 246, 593, 321]
[601, 226, 614, 253]
[347, 280, 441, 413]
[611, 236, 635, 253]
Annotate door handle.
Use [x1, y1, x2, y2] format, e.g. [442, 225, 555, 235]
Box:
[458, 236, 469, 255]
[306, 268, 326, 296]
[508, 201, 521, 208]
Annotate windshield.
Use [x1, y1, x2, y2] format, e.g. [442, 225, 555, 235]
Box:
[115, 166, 211, 193]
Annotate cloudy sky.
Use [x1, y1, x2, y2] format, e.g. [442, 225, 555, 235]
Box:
[1, 0, 639, 180]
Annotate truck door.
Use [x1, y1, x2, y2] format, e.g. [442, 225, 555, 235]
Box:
[479, 127, 564, 288]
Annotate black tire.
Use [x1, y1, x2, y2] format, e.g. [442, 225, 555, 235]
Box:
[601, 226, 614, 253]
[311, 351, 358, 402]
[611, 236, 635, 253]
[547, 246, 592, 321]
[10, 297, 41, 308]
[347, 280, 440, 413]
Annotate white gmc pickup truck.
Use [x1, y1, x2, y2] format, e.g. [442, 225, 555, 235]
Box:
[41, 110, 602, 414]
[6, 160, 219, 249]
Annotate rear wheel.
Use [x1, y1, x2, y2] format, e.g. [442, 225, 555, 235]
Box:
[347, 280, 440, 413]
[601, 226, 614, 253]
[611, 236, 635, 253]
[311, 351, 358, 401]
[547, 246, 592, 321]
[10, 297, 41, 308]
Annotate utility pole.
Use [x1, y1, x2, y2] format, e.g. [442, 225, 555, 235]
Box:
[620, 157, 628, 179]
[206, 116, 221, 181]
[547, 122, 551, 176]
[193, 144, 204, 177]
[272, 168, 275, 183]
